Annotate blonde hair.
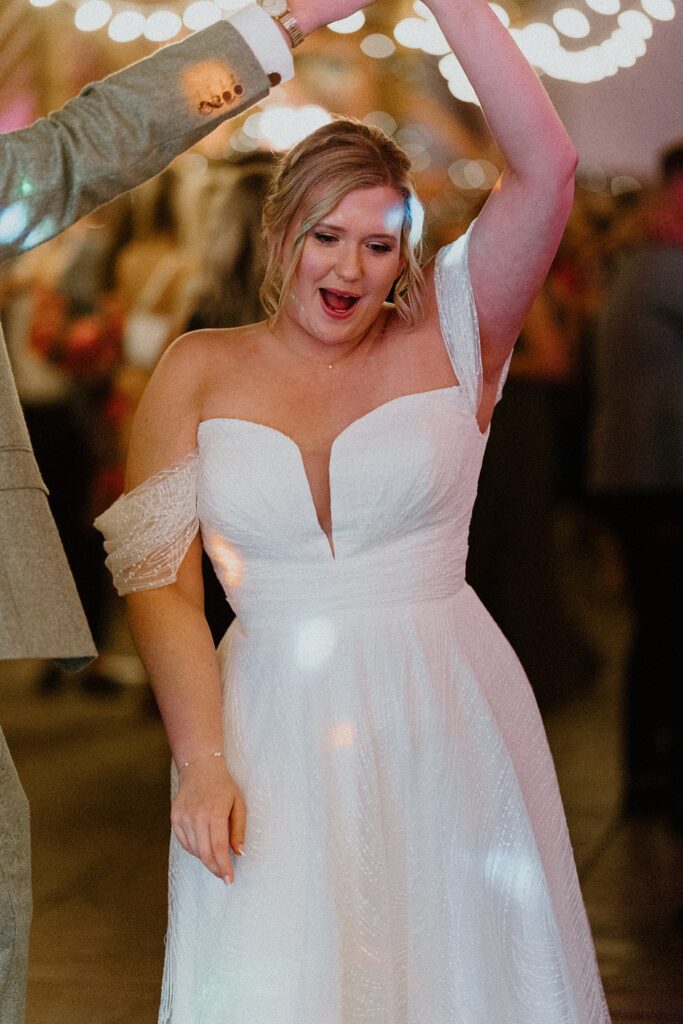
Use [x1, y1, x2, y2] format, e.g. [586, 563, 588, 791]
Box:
[260, 118, 425, 328]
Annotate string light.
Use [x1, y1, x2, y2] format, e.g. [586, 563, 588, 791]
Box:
[25, 0, 676, 94]
[553, 8, 592, 37]
[74, 0, 111, 30]
[31, 0, 246, 42]
[394, 0, 674, 97]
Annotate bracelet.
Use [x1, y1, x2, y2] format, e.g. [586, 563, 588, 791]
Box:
[177, 751, 224, 771]
[276, 10, 304, 48]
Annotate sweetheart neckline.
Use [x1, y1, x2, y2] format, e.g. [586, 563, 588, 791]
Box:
[197, 386, 484, 562]
[197, 384, 483, 451]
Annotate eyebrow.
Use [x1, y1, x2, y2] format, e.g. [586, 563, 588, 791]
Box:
[315, 221, 399, 241]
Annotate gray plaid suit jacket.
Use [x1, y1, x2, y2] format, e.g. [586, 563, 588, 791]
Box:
[0, 19, 276, 665]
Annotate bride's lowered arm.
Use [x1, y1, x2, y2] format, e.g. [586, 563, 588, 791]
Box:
[95, 336, 242, 885]
[424, 0, 577, 414]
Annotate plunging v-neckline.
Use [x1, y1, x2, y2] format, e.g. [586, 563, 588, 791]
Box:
[198, 385, 467, 560]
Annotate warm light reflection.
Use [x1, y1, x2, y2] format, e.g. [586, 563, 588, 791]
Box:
[295, 617, 337, 671]
[210, 537, 242, 588]
[328, 721, 357, 749]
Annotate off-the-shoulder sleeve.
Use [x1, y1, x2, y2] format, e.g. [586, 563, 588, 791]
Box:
[94, 450, 200, 596]
[434, 218, 511, 413]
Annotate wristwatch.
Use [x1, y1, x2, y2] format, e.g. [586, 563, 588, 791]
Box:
[259, 0, 305, 47]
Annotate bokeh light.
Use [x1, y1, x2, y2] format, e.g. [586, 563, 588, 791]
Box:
[74, 0, 112, 31]
[489, 3, 510, 27]
[257, 104, 332, 150]
[611, 174, 642, 195]
[585, 0, 620, 12]
[108, 9, 145, 41]
[362, 111, 398, 136]
[183, 0, 221, 30]
[328, 11, 365, 33]
[617, 9, 653, 36]
[360, 34, 396, 59]
[144, 9, 182, 41]
[448, 159, 499, 190]
[553, 8, 591, 38]
[640, 0, 675, 19]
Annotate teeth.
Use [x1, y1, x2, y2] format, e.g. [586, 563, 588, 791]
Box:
[321, 289, 357, 313]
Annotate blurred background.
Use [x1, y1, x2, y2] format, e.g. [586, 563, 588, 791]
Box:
[0, 0, 681, 1020]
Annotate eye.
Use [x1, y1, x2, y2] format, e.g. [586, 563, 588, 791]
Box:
[367, 242, 393, 254]
[313, 231, 338, 245]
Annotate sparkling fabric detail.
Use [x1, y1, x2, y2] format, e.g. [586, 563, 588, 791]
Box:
[435, 217, 512, 410]
[94, 450, 199, 596]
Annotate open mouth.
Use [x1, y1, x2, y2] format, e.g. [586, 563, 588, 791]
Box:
[320, 288, 361, 318]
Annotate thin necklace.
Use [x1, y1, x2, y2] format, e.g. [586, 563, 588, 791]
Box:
[269, 311, 388, 371]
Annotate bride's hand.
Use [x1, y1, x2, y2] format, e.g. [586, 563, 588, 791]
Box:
[171, 759, 247, 884]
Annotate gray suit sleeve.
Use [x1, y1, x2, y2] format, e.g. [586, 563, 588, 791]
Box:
[0, 20, 271, 263]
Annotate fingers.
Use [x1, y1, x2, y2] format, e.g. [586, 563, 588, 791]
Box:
[209, 817, 234, 885]
[171, 784, 247, 885]
[229, 790, 248, 858]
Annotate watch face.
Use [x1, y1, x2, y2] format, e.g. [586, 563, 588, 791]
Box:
[260, 0, 288, 16]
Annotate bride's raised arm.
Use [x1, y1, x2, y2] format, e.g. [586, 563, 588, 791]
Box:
[425, 0, 577, 381]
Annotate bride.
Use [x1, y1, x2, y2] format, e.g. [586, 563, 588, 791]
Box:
[97, 0, 611, 1020]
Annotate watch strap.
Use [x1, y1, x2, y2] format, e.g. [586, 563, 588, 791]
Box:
[277, 10, 305, 47]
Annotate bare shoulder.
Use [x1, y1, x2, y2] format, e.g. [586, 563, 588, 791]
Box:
[126, 328, 241, 487]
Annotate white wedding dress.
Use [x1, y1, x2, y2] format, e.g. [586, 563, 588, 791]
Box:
[96, 224, 611, 1024]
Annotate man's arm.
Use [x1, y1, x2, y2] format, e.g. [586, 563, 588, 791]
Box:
[0, 7, 290, 263]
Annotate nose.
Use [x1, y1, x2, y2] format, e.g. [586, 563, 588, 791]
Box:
[335, 242, 361, 282]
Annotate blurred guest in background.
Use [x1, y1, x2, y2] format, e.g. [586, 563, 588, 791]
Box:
[467, 283, 598, 706]
[3, 204, 129, 695]
[174, 159, 275, 645]
[587, 141, 683, 824]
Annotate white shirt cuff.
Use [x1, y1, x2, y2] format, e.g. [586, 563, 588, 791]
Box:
[228, 4, 295, 84]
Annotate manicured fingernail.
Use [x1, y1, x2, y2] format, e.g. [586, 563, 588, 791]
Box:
[236, 845, 244, 856]
[223, 875, 233, 885]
